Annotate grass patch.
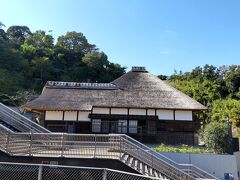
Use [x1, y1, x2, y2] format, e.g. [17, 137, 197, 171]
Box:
[152, 144, 214, 154]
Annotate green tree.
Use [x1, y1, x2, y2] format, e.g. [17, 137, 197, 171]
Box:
[211, 99, 240, 127]
[0, 22, 7, 41]
[0, 21, 5, 29]
[82, 52, 125, 82]
[7, 26, 31, 46]
[204, 122, 228, 153]
[222, 65, 240, 98]
[24, 30, 53, 49]
[56, 31, 97, 54]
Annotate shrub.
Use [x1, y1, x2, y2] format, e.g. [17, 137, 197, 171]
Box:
[204, 121, 228, 153]
[152, 144, 214, 154]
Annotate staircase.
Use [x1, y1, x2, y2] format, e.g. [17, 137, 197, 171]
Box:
[0, 103, 50, 133]
[0, 103, 218, 180]
[0, 119, 20, 132]
[119, 135, 217, 180]
[120, 153, 168, 179]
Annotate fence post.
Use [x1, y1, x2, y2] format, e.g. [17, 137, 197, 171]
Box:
[102, 169, 107, 180]
[119, 136, 122, 159]
[94, 134, 96, 158]
[61, 133, 65, 157]
[29, 132, 32, 156]
[38, 165, 43, 180]
[5, 131, 10, 154]
[151, 152, 154, 170]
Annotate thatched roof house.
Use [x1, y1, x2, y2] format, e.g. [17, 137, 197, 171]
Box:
[23, 66, 206, 145]
[24, 67, 205, 111]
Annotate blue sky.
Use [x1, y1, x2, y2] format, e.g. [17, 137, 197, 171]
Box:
[1, 0, 240, 75]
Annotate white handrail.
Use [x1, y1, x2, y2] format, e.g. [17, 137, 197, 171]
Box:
[0, 103, 50, 133]
[120, 134, 217, 179]
[0, 127, 217, 179]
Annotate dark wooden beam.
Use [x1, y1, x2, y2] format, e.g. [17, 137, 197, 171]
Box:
[62, 111, 65, 121]
[77, 111, 79, 121]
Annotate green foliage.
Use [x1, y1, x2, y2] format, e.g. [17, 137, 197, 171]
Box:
[24, 30, 53, 49]
[168, 65, 227, 106]
[0, 90, 36, 107]
[56, 31, 97, 55]
[204, 122, 228, 154]
[6, 26, 31, 46]
[167, 64, 240, 126]
[211, 99, 240, 126]
[0, 21, 5, 29]
[0, 24, 126, 104]
[153, 144, 214, 154]
[82, 52, 125, 82]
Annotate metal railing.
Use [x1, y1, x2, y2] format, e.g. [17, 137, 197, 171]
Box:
[120, 135, 217, 179]
[0, 103, 50, 133]
[0, 162, 161, 180]
[0, 124, 217, 180]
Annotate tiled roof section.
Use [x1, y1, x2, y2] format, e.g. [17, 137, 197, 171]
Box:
[46, 81, 119, 90]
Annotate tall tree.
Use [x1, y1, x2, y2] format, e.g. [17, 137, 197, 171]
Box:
[211, 99, 240, 127]
[7, 26, 31, 46]
[82, 51, 125, 82]
[56, 31, 97, 54]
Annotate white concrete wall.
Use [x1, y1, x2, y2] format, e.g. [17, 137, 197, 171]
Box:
[64, 111, 77, 121]
[175, 110, 192, 121]
[157, 110, 174, 120]
[45, 111, 63, 120]
[78, 111, 91, 122]
[234, 151, 240, 177]
[129, 108, 146, 115]
[147, 109, 155, 116]
[159, 152, 239, 180]
[111, 108, 128, 115]
[92, 107, 110, 114]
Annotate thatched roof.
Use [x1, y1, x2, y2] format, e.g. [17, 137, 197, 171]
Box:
[23, 67, 206, 111]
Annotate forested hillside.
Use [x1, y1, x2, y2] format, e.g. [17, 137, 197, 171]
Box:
[0, 23, 239, 133]
[160, 65, 240, 130]
[0, 23, 125, 103]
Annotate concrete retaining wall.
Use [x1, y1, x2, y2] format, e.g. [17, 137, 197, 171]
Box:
[159, 152, 239, 180]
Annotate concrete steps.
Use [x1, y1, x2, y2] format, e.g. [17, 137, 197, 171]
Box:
[120, 153, 169, 179]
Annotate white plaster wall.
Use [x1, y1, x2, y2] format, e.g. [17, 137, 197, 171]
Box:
[157, 110, 174, 120]
[45, 111, 63, 120]
[147, 109, 155, 116]
[111, 108, 128, 115]
[92, 107, 110, 114]
[78, 111, 91, 122]
[129, 108, 146, 115]
[64, 111, 77, 121]
[175, 110, 192, 121]
[159, 152, 238, 180]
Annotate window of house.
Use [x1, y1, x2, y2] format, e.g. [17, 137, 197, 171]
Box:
[92, 119, 101, 133]
[129, 120, 138, 134]
[118, 120, 127, 133]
